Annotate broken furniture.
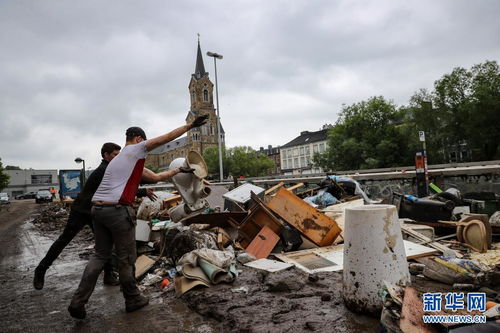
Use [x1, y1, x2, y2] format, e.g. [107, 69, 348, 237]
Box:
[273, 240, 436, 274]
[245, 225, 280, 259]
[267, 188, 341, 247]
[223, 183, 265, 211]
[231, 192, 284, 248]
[392, 192, 455, 222]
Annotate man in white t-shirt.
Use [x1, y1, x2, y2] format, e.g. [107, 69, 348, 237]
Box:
[68, 114, 209, 319]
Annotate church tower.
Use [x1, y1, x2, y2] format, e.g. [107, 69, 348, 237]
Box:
[186, 39, 224, 155]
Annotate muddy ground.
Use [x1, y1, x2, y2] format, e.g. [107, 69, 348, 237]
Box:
[0, 201, 379, 332]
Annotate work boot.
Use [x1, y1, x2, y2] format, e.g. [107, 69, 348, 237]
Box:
[103, 271, 120, 286]
[68, 305, 86, 319]
[33, 266, 47, 290]
[125, 295, 149, 313]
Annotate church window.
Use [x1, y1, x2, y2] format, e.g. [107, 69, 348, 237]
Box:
[210, 124, 214, 135]
[203, 89, 209, 102]
[191, 90, 195, 103]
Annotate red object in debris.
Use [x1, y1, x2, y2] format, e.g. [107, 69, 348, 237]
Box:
[245, 225, 280, 259]
[160, 279, 170, 289]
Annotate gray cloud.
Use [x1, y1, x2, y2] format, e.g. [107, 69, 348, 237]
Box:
[0, 0, 499, 170]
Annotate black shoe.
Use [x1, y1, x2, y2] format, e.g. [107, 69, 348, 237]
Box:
[68, 305, 86, 319]
[103, 271, 120, 286]
[33, 266, 47, 290]
[125, 295, 149, 313]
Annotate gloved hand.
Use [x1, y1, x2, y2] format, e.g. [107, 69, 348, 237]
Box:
[190, 114, 209, 128]
[178, 167, 195, 173]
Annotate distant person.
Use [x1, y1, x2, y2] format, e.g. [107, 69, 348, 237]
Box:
[49, 187, 56, 199]
[68, 114, 209, 319]
[34, 143, 124, 290]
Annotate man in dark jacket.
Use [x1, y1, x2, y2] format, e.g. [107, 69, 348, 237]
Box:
[33, 142, 123, 290]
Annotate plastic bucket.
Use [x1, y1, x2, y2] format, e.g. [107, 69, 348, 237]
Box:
[342, 204, 410, 315]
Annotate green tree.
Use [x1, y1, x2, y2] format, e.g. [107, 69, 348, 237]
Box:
[204, 146, 275, 178]
[0, 158, 10, 191]
[5, 165, 21, 170]
[227, 146, 275, 177]
[468, 61, 500, 160]
[314, 96, 412, 171]
[406, 60, 500, 162]
[202, 146, 229, 178]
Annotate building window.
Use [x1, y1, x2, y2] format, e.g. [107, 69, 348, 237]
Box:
[293, 158, 298, 168]
[293, 148, 298, 156]
[319, 143, 325, 153]
[313, 144, 318, 153]
[31, 175, 52, 184]
[300, 157, 305, 167]
[210, 124, 214, 135]
[283, 160, 287, 169]
[305, 146, 310, 155]
[203, 90, 209, 102]
[191, 91, 195, 103]
[299, 147, 304, 155]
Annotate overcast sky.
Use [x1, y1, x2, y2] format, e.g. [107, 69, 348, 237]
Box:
[0, 0, 499, 170]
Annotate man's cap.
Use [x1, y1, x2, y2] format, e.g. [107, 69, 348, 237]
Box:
[126, 127, 147, 140]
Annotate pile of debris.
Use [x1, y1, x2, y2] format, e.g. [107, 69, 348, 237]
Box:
[31, 203, 70, 232]
[29, 153, 500, 331]
[129, 170, 500, 332]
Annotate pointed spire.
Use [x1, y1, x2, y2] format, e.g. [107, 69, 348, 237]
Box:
[194, 36, 207, 79]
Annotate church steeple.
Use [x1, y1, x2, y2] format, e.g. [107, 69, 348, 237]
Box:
[193, 38, 207, 80]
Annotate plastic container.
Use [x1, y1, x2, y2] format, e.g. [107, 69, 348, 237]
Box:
[343, 204, 410, 315]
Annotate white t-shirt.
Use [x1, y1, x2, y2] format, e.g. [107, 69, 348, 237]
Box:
[92, 141, 148, 205]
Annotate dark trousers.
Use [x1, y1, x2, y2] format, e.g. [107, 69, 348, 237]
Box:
[70, 205, 140, 307]
[37, 210, 114, 273]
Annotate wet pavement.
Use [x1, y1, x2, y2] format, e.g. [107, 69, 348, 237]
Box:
[0, 201, 221, 332]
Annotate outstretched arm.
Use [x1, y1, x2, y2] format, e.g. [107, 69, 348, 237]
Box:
[145, 114, 209, 152]
[141, 167, 195, 183]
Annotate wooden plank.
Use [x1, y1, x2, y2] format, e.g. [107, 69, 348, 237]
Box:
[135, 255, 156, 278]
[285, 182, 304, 192]
[400, 286, 437, 333]
[267, 188, 341, 246]
[265, 182, 285, 195]
[245, 225, 280, 259]
[401, 225, 463, 258]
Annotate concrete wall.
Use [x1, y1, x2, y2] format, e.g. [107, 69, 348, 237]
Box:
[359, 174, 500, 200]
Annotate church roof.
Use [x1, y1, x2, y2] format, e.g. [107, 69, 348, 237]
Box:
[193, 40, 207, 80]
[148, 136, 188, 154]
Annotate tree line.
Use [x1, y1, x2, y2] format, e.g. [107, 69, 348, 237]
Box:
[314, 60, 500, 171]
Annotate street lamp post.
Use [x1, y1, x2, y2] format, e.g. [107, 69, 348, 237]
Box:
[74, 157, 86, 185]
[207, 51, 224, 183]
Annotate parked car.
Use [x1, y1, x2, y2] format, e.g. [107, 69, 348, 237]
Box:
[0, 192, 9, 204]
[15, 191, 37, 200]
[35, 190, 53, 203]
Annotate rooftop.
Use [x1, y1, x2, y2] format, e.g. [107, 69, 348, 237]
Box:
[281, 129, 329, 148]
